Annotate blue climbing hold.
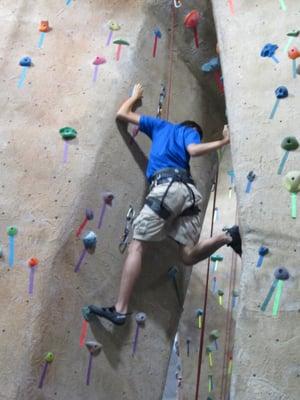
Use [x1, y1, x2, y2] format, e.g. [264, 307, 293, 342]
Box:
[260, 43, 278, 58]
[259, 246, 269, 257]
[154, 28, 162, 38]
[275, 86, 288, 99]
[201, 57, 220, 72]
[19, 56, 32, 67]
[83, 231, 97, 250]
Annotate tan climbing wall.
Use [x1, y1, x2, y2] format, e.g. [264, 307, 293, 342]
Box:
[0, 1, 225, 399]
[212, 1, 300, 399]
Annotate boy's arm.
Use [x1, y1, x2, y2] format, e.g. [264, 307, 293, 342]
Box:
[116, 83, 143, 125]
[187, 125, 230, 157]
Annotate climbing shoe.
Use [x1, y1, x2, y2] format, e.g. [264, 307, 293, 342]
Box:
[224, 225, 242, 256]
[87, 305, 129, 326]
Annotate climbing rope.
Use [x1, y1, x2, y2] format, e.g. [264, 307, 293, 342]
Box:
[166, 4, 176, 121]
[194, 167, 219, 400]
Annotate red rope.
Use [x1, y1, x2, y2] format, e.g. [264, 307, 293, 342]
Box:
[194, 167, 219, 400]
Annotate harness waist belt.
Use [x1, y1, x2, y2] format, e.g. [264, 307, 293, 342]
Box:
[145, 197, 200, 220]
[150, 168, 195, 187]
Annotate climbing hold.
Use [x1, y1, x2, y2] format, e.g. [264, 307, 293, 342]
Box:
[283, 171, 300, 193]
[284, 171, 300, 219]
[109, 21, 121, 31]
[208, 375, 213, 392]
[19, 57, 32, 67]
[210, 329, 220, 350]
[7, 226, 18, 236]
[270, 86, 288, 119]
[76, 209, 94, 238]
[85, 340, 102, 356]
[278, 137, 299, 175]
[281, 136, 299, 151]
[113, 39, 130, 61]
[38, 352, 54, 388]
[256, 246, 269, 268]
[28, 257, 39, 267]
[195, 308, 203, 328]
[184, 10, 201, 48]
[136, 312, 147, 324]
[59, 127, 77, 140]
[217, 289, 224, 306]
[45, 352, 54, 363]
[211, 254, 223, 272]
[232, 289, 239, 308]
[260, 43, 279, 63]
[201, 57, 220, 72]
[245, 171, 256, 193]
[275, 86, 288, 99]
[83, 231, 97, 251]
[288, 47, 300, 78]
[153, 28, 162, 58]
[288, 46, 300, 60]
[132, 312, 147, 356]
[174, 0, 182, 8]
[206, 345, 214, 367]
[39, 20, 50, 33]
[287, 30, 300, 37]
[28, 258, 39, 295]
[85, 341, 102, 385]
[92, 56, 106, 82]
[274, 267, 290, 281]
[98, 192, 114, 229]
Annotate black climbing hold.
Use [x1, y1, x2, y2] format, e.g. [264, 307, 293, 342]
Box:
[247, 171, 256, 182]
[274, 267, 290, 280]
[281, 136, 299, 151]
[85, 340, 102, 356]
[135, 312, 147, 324]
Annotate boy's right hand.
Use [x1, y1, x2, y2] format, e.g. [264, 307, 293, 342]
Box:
[132, 83, 143, 100]
[222, 125, 230, 145]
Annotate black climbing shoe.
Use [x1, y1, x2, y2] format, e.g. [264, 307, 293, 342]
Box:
[87, 305, 129, 326]
[224, 225, 242, 256]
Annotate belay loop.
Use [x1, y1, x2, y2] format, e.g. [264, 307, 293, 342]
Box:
[119, 205, 135, 253]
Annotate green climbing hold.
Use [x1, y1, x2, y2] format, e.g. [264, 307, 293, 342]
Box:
[113, 39, 130, 46]
[232, 289, 239, 297]
[7, 226, 18, 236]
[209, 329, 220, 340]
[287, 30, 300, 37]
[44, 352, 54, 363]
[283, 171, 300, 193]
[281, 136, 299, 151]
[206, 345, 214, 354]
[211, 254, 224, 262]
[217, 289, 224, 296]
[59, 127, 78, 140]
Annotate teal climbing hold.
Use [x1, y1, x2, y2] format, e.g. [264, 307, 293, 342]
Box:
[7, 226, 18, 236]
[281, 136, 299, 151]
[59, 127, 78, 140]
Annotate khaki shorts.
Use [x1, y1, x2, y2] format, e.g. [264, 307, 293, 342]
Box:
[133, 182, 202, 246]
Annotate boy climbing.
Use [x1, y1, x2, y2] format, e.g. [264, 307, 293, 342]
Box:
[83, 83, 242, 325]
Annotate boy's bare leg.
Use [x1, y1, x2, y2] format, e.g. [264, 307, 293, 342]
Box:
[115, 240, 147, 314]
[179, 233, 231, 266]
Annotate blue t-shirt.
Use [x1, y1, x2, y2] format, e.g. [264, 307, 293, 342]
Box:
[139, 115, 201, 180]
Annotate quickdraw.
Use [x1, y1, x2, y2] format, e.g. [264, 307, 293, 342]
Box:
[174, 0, 182, 8]
[156, 84, 166, 118]
[119, 205, 135, 253]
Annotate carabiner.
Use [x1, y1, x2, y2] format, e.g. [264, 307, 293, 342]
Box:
[174, 0, 182, 8]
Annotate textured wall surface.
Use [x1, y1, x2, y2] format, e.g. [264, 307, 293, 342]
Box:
[0, 1, 225, 399]
[178, 147, 240, 400]
[212, 1, 300, 399]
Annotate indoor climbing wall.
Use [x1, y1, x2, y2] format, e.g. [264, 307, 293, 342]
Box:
[212, 1, 300, 399]
[0, 1, 225, 399]
[177, 147, 241, 399]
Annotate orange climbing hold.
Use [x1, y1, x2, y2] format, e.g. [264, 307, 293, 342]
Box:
[39, 21, 50, 33]
[28, 257, 39, 267]
[288, 46, 300, 60]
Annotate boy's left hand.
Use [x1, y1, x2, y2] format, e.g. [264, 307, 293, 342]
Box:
[222, 125, 230, 145]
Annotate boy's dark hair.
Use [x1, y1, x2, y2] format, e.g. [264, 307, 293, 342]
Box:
[180, 120, 203, 140]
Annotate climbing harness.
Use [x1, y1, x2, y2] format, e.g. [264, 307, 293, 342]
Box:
[146, 169, 200, 220]
[119, 205, 135, 253]
[174, 0, 182, 8]
[156, 84, 166, 118]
